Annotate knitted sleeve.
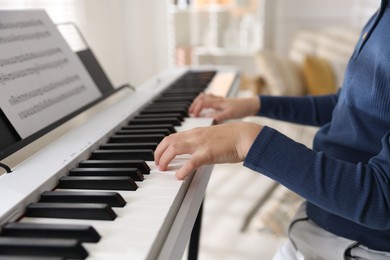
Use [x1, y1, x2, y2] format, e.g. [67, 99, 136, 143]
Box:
[244, 126, 390, 230]
[257, 93, 338, 127]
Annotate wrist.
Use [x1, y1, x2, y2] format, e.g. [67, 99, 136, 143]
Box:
[236, 122, 262, 159]
[245, 96, 261, 116]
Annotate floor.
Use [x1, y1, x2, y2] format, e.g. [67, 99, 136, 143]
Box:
[186, 116, 318, 260]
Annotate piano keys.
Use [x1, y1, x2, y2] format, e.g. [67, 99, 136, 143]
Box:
[0, 68, 239, 259]
[2, 222, 101, 242]
[40, 191, 127, 207]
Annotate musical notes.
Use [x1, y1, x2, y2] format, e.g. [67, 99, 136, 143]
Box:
[0, 48, 62, 67]
[0, 19, 44, 30]
[0, 19, 49, 46]
[18, 85, 87, 120]
[0, 31, 51, 45]
[8, 75, 80, 106]
[0, 10, 101, 138]
[0, 58, 69, 84]
[0, 58, 69, 85]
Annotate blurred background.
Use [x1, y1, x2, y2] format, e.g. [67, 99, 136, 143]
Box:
[0, 0, 380, 88]
[0, 0, 382, 259]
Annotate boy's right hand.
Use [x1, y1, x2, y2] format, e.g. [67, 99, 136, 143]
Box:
[189, 93, 261, 123]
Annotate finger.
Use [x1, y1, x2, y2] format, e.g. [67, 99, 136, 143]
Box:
[158, 140, 191, 171]
[191, 99, 205, 117]
[191, 95, 210, 117]
[176, 150, 209, 179]
[189, 93, 219, 113]
[192, 97, 222, 117]
[213, 110, 230, 123]
[154, 136, 170, 166]
[157, 145, 180, 171]
[175, 157, 199, 180]
[154, 133, 179, 165]
[189, 93, 204, 113]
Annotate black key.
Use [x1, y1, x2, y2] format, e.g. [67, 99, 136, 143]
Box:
[69, 168, 144, 181]
[160, 88, 202, 97]
[58, 176, 138, 191]
[0, 256, 62, 260]
[40, 191, 126, 207]
[159, 93, 198, 99]
[171, 80, 207, 86]
[116, 129, 171, 135]
[134, 114, 184, 121]
[100, 143, 158, 151]
[191, 70, 216, 75]
[2, 222, 100, 243]
[0, 237, 87, 259]
[90, 149, 154, 161]
[25, 202, 117, 220]
[140, 108, 188, 117]
[149, 100, 191, 106]
[161, 89, 201, 95]
[128, 118, 181, 126]
[109, 134, 165, 143]
[168, 87, 203, 92]
[175, 80, 208, 85]
[79, 160, 150, 174]
[121, 124, 176, 133]
[153, 96, 196, 102]
[146, 102, 191, 109]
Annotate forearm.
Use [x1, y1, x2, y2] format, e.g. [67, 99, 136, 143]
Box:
[258, 93, 338, 126]
[244, 127, 390, 230]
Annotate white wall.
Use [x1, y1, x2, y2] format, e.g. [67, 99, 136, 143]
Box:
[263, 0, 381, 53]
[79, 0, 170, 87]
[78, 1, 129, 87]
[122, 0, 170, 86]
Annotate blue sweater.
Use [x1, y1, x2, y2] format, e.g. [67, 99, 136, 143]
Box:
[244, 0, 390, 252]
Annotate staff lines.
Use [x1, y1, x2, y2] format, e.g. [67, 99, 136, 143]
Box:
[17, 85, 87, 120]
[0, 48, 63, 68]
[0, 58, 69, 85]
[8, 75, 81, 106]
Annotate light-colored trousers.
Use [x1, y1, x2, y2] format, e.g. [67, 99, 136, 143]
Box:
[272, 202, 390, 260]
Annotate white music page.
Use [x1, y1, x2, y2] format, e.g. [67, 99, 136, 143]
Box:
[0, 10, 101, 138]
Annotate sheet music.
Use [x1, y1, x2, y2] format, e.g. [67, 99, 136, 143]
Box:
[0, 10, 102, 138]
